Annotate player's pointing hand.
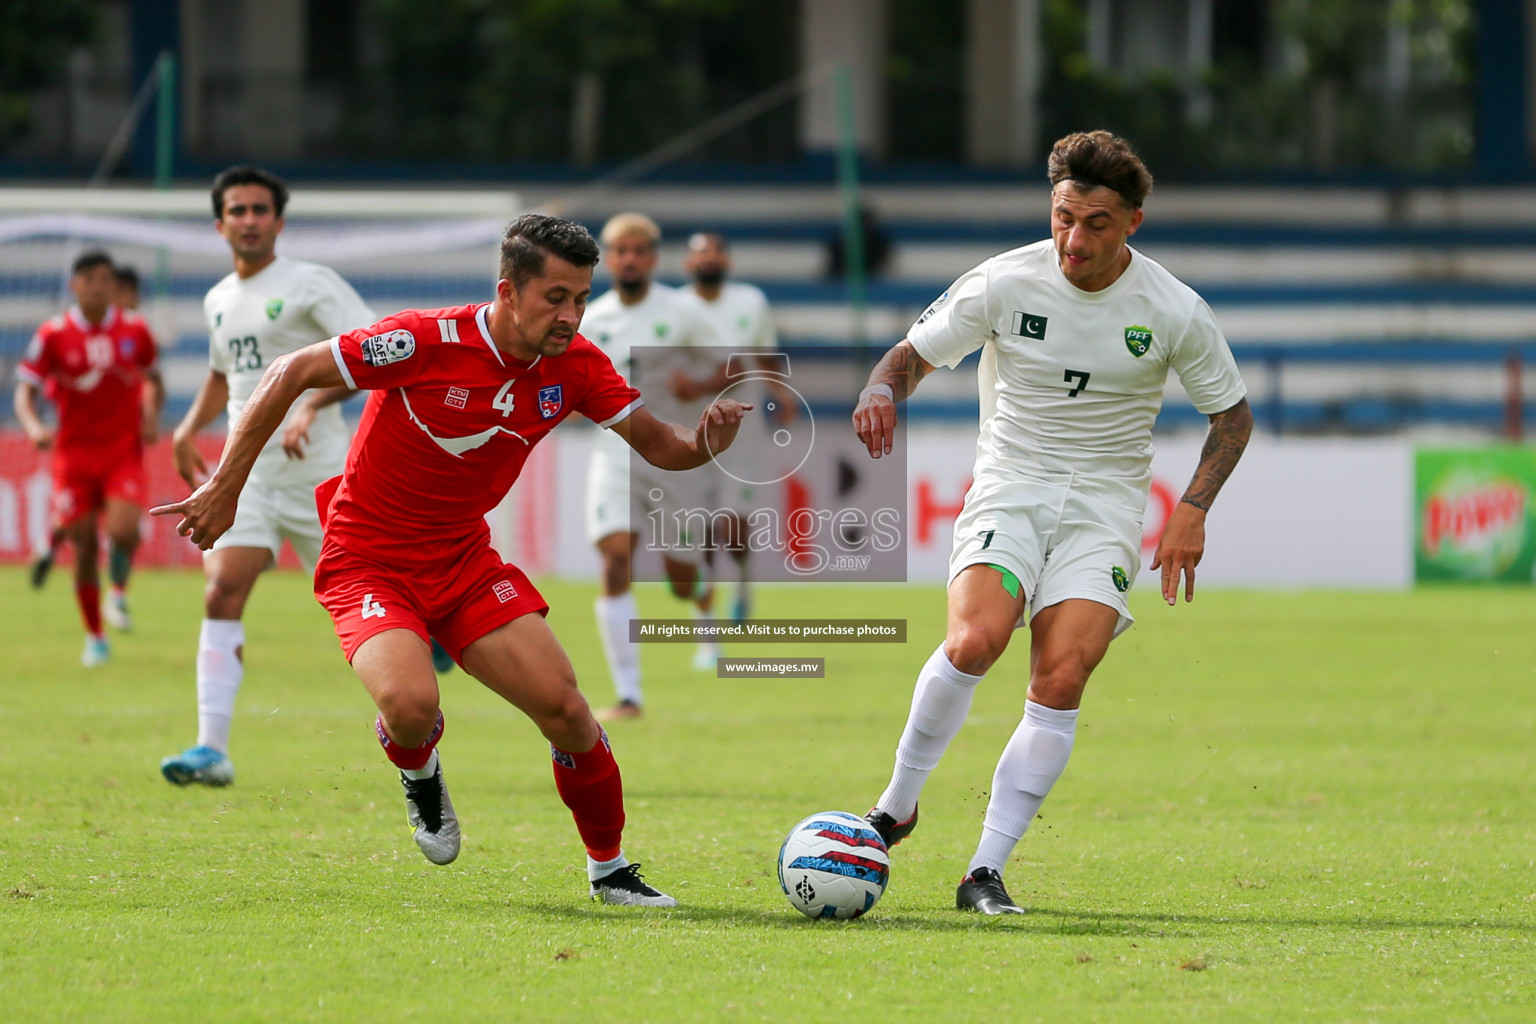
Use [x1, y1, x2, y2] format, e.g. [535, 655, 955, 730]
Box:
[150, 477, 239, 550]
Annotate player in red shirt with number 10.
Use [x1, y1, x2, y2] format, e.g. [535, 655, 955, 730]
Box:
[15, 249, 164, 667]
[154, 215, 751, 906]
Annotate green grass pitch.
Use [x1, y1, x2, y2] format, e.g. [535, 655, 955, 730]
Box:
[2, 566, 1534, 1022]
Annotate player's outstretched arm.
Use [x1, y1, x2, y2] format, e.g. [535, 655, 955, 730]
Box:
[151, 342, 346, 548]
[853, 339, 934, 459]
[612, 400, 753, 472]
[1151, 396, 1253, 606]
[171, 370, 231, 487]
[140, 367, 166, 446]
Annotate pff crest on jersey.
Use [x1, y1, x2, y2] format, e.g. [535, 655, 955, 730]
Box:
[361, 329, 416, 367]
[1125, 325, 1153, 358]
[265, 298, 284, 320]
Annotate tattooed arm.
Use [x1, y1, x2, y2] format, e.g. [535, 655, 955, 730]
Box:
[1150, 396, 1253, 606]
[852, 339, 936, 459]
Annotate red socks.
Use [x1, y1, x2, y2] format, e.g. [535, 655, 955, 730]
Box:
[551, 731, 625, 861]
[376, 711, 444, 770]
[75, 582, 102, 637]
[373, 713, 624, 859]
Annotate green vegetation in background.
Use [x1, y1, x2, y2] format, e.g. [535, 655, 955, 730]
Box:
[1040, 0, 1476, 174]
[0, 0, 98, 144]
[337, 0, 798, 163]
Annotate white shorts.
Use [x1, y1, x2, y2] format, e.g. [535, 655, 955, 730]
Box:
[584, 449, 720, 564]
[209, 478, 325, 572]
[948, 472, 1143, 637]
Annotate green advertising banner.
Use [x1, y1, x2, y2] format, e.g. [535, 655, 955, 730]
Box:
[1414, 447, 1536, 583]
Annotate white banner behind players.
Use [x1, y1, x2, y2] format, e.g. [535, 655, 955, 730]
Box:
[487, 428, 1414, 589]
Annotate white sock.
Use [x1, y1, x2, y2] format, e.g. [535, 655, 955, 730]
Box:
[692, 600, 720, 659]
[874, 645, 983, 821]
[195, 619, 244, 754]
[595, 593, 643, 705]
[968, 700, 1079, 875]
[401, 749, 439, 781]
[587, 850, 628, 882]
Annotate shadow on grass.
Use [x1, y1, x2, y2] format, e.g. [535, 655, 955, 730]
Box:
[519, 900, 1536, 937]
[521, 901, 1020, 932]
[1023, 905, 1536, 935]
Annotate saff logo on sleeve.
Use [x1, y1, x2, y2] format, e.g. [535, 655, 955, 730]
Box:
[1124, 325, 1153, 358]
[1011, 311, 1049, 340]
[916, 289, 950, 325]
[361, 329, 416, 367]
[538, 384, 563, 419]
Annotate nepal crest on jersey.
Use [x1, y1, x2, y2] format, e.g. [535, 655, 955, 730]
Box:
[361, 329, 416, 367]
[538, 384, 563, 419]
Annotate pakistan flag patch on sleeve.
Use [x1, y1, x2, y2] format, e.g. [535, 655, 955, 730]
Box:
[1124, 325, 1153, 358]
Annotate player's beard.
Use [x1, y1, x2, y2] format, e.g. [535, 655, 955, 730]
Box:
[539, 329, 575, 355]
[616, 276, 647, 299]
[692, 268, 725, 288]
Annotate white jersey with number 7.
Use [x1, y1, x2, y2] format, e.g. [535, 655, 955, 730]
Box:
[907, 239, 1246, 510]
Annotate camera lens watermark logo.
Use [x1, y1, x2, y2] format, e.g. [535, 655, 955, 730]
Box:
[704, 353, 815, 487]
[627, 346, 906, 582]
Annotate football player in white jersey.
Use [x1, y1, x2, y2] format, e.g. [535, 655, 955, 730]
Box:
[159, 166, 376, 786]
[852, 132, 1253, 914]
[681, 232, 784, 622]
[583, 213, 724, 719]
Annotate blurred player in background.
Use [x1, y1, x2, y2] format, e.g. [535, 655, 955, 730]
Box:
[583, 213, 724, 719]
[113, 265, 140, 310]
[853, 131, 1252, 914]
[153, 214, 751, 906]
[15, 249, 163, 666]
[681, 231, 784, 622]
[158, 166, 377, 788]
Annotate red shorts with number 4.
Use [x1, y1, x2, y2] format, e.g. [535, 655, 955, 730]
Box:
[51, 446, 145, 528]
[313, 539, 549, 667]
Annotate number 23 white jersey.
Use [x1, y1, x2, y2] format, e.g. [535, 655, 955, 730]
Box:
[907, 240, 1246, 508]
[205, 256, 375, 488]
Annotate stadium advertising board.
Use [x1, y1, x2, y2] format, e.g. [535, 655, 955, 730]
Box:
[902, 432, 1413, 589]
[1414, 447, 1536, 584]
[0, 432, 301, 569]
[0, 428, 1418, 588]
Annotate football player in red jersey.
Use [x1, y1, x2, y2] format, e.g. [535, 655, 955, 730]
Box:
[153, 215, 751, 906]
[15, 250, 164, 666]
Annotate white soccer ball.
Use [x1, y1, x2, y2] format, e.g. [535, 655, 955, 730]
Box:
[777, 810, 890, 920]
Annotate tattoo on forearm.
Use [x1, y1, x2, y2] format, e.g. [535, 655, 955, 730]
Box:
[1181, 398, 1252, 511]
[867, 342, 931, 401]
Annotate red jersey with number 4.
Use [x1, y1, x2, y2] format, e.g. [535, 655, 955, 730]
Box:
[17, 306, 158, 454]
[324, 302, 642, 564]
